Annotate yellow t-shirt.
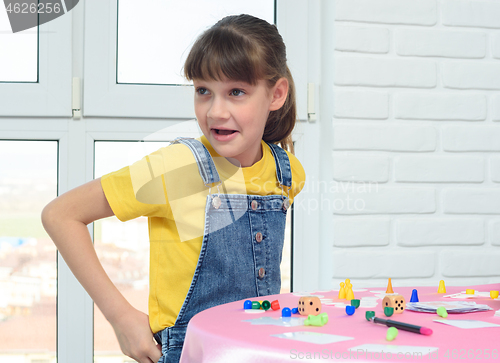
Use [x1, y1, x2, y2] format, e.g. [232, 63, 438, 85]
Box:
[101, 136, 306, 333]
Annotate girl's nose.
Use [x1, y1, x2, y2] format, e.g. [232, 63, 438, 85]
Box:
[207, 97, 230, 120]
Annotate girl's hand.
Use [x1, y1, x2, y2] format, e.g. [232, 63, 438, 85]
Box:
[110, 306, 162, 363]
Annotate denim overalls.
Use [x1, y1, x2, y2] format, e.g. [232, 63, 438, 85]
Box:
[154, 138, 292, 363]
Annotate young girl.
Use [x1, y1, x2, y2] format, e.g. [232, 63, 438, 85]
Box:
[42, 14, 305, 363]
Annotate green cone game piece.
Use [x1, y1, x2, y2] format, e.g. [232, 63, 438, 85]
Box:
[437, 306, 448, 318]
[365, 311, 375, 321]
[304, 313, 329, 327]
[384, 306, 394, 317]
[386, 327, 398, 341]
[261, 300, 271, 310]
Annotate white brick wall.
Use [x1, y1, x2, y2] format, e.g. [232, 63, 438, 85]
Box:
[331, 0, 500, 288]
[493, 95, 500, 121]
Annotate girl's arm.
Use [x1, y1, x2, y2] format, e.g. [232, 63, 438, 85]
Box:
[41, 178, 162, 363]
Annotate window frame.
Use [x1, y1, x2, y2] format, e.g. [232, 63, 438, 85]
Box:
[0, 14, 72, 117]
[83, 0, 308, 120]
[0, 0, 320, 361]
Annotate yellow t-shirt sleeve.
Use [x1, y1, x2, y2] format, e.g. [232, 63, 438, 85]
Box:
[287, 151, 306, 203]
[100, 150, 170, 222]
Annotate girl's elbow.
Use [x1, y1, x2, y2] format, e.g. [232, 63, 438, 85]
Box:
[41, 200, 57, 232]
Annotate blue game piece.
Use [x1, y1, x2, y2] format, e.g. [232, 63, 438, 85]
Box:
[346, 305, 355, 315]
[292, 307, 299, 314]
[243, 300, 252, 309]
[410, 289, 419, 303]
[282, 307, 291, 317]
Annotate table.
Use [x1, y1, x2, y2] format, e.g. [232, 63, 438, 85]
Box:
[180, 283, 500, 362]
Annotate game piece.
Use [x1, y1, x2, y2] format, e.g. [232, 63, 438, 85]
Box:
[282, 307, 291, 317]
[386, 278, 394, 293]
[365, 311, 376, 321]
[382, 295, 406, 314]
[298, 296, 322, 316]
[351, 299, 360, 308]
[437, 306, 448, 318]
[466, 289, 475, 295]
[410, 289, 419, 303]
[271, 300, 280, 310]
[243, 300, 252, 309]
[384, 307, 394, 317]
[304, 313, 328, 326]
[338, 282, 346, 299]
[292, 308, 298, 314]
[346, 306, 355, 315]
[386, 327, 398, 341]
[490, 290, 499, 299]
[346, 286, 355, 300]
[438, 280, 446, 293]
[261, 300, 271, 310]
[251, 301, 261, 309]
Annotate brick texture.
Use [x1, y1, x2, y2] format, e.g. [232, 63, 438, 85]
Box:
[332, 0, 500, 286]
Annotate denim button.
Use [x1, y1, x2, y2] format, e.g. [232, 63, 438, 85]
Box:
[255, 232, 263, 243]
[251, 200, 258, 210]
[258, 268, 265, 278]
[212, 196, 221, 209]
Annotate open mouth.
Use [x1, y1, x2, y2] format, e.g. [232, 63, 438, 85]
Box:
[213, 129, 237, 135]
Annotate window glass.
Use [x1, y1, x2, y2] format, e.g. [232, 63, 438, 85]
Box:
[0, 141, 57, 362]
[117, 0, 275, 85]
[0, 7, 38, 82]
[93, 141, 169, 361]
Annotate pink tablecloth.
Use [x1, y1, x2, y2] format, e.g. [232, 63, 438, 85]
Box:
[181, 284, 500, 362]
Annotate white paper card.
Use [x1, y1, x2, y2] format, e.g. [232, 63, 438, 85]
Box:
[434, 319, 500, 329]
[242, 316, 306, 327]
[271, 331, 354, 345]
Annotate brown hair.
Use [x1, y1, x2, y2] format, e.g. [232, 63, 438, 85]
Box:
[184, 14, 296, 153]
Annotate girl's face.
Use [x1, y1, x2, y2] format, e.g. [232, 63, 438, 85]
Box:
[193, 77, 287, 167]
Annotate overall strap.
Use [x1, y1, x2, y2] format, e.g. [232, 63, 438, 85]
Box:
[171, 138, 221, 186]
[265, 142, 292, 188]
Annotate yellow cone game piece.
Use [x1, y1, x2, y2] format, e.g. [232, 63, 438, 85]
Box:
[438, 280, 446, 294]
[346, 286, 355, 300]
[466, 289, 475, 295]
[490, 290, 499, 299]
[386, 278, 394, 294]
[338, 282, 346, 299]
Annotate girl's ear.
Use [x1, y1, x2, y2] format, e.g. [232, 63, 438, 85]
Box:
[269, 77, 289, 111]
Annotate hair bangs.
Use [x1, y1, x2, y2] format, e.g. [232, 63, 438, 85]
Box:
[184, 27, 264, 85]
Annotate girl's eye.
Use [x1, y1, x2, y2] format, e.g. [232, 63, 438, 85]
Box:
[230, 89, 245, 96]
[196, 87, 209, 95]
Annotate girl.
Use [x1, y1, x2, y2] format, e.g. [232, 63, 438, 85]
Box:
[42, 14, 305, 363]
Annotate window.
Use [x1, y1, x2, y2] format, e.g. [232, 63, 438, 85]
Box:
[0, 141, 57, 363]
[0, 0, 312, 361]
[93, 141, 168, 361]
[83, 0, 307, 120]
[117, 0, 274, 85]
[0, 3, 71, 117]
[0, 10, 38, 82]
